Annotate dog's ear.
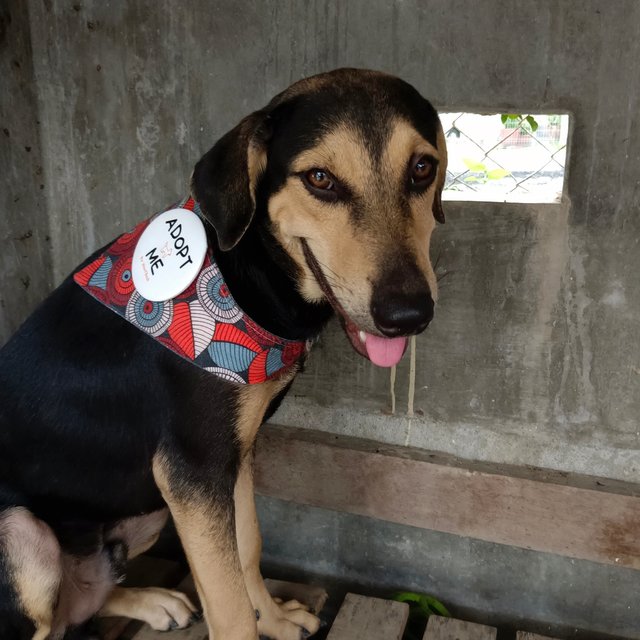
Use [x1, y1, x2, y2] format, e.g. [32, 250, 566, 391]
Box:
[191, 111, 272, 251]
[433, 121, 447, 224]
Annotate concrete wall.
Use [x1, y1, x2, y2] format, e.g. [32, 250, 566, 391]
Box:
[2, 1, 639, 634]
[0, 1, 52, 340]
[2, 0, 638, 483]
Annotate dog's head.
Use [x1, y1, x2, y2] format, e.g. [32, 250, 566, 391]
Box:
[192, 68, 447, 367]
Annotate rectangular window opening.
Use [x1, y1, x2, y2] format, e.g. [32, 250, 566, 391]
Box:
[440, 112, 570, 204]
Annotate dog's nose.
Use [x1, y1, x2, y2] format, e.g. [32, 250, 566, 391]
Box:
[371, 290, 434, 337]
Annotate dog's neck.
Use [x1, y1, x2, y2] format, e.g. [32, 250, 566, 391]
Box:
[209, 220, 332, 342]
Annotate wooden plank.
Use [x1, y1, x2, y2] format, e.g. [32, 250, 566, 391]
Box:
[424, 615, 496, 639]
[254, 425, 640, 569]
[327, 593, 409, 640]
[516, 633, 560, 640]
[130, 620, 208, 640]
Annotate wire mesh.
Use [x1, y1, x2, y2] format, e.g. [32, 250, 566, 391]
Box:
[440, 113, 569, 203]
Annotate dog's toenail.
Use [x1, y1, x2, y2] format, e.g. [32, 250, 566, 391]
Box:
[168, 620, 178, 630]
[255, 608, 261, 620]
[301, 629, 311, 638]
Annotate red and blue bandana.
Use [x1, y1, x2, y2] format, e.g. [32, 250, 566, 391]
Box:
[74, 197, 308, 384]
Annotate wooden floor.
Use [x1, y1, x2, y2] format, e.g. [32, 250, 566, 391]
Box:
[305, 594, 559, 640]
[102, 557, 560, 640]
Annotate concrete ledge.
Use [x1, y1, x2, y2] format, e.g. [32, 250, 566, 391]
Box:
[272, 398, 640, 484]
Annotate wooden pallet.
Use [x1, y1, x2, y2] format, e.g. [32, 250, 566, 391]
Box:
[327, 604, 561, 640]
[101, 559, 560, 640]
[325, 599, 504, 640]
[325, 598, 557, 639]
[100, 558, 327, 640]
[108, 591, 563, 640]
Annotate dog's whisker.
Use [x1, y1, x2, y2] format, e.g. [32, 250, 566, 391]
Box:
[313, 258, 352, 291]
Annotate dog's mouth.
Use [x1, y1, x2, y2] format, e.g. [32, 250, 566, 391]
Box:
[301, 240, 408, 368]
[342, 320, 408, 368]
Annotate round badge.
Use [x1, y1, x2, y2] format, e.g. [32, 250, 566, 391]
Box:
[131, 208, 207, 302]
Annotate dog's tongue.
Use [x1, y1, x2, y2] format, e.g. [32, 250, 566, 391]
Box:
[364, 333, 408, 367]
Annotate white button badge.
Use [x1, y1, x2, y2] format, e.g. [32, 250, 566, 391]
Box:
[131, 208, 208, 302]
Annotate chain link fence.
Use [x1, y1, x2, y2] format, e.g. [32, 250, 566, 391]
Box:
[440, 113, 569, 203]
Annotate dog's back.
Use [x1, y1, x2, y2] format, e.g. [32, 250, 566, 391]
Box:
[0, 273, 167, 521]
[0, 273, 184, 639]
[0, 68, 446, 640]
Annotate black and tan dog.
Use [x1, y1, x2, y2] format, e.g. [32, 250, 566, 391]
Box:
[0, 69, 447, 640]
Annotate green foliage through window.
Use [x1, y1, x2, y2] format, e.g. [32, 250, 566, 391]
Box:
[501, 113, 539, 132]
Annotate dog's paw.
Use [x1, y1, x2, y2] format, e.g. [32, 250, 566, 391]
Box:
[257, 597, 321, 640]
[126, 587, 198, 631]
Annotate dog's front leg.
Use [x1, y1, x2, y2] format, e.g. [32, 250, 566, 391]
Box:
[153, 453, 258, 640]
[235, 454, 321, 640]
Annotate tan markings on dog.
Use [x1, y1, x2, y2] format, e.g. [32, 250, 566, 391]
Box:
[384, 118, 442, 297]
[235, 457, 321, 639]
[269, 118, 443, 328]
[430, 122, 448, 230]
[269, 125, 378, 318]
[0, 508, 62, 639]
[247, 137, 268, 208]
[383, 119, 440, 180]
[411, 201, 438, 299]
[105, 508, 169, 559]
[291, 124, 375, 192]
[235, 374, 296, 456]
[235, 455, 261, 576]
[54, 549, 120, 629]
[271, 180, 372, 319]
[152, 454, 258, 639]
[99, 586, 197, 630]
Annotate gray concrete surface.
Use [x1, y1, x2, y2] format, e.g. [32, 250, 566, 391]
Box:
[1, 0, 638, 483]
[0, 1, 52, 340]
[258, 496, 640, 639]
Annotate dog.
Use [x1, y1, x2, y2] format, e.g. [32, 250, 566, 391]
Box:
[0, 68, 447, 640]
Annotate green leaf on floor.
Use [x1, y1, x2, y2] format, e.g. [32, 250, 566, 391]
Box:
[392, 591, 451, 640]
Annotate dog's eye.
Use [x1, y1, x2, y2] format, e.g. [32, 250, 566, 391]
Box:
[413, 158, 432, 180]
[305, 169, 334, 191]
[300, 168, 342, 203]
[409, 154, 437, 191]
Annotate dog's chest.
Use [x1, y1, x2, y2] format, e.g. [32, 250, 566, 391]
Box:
[233, 373, 297, 454]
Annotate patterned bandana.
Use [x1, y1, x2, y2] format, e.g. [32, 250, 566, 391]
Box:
[74, 197, 309, 384]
